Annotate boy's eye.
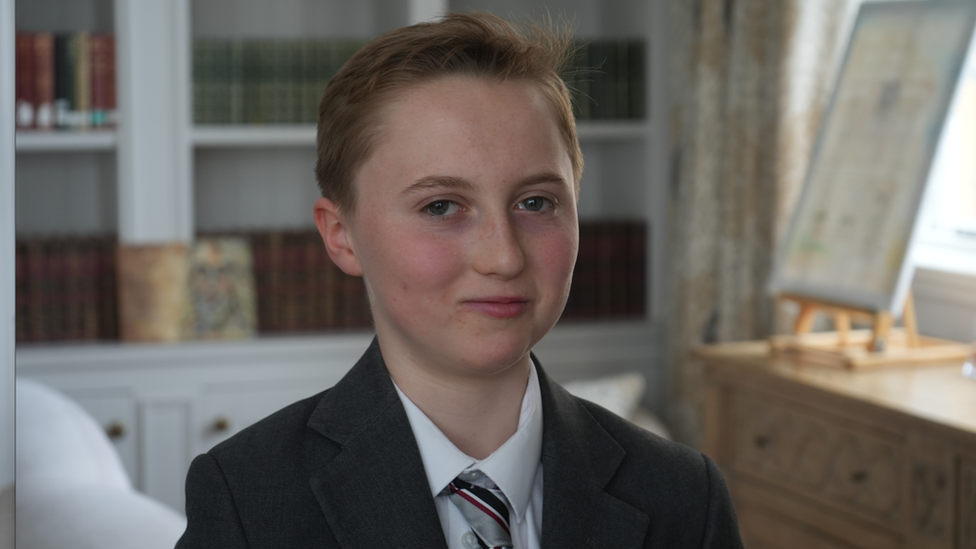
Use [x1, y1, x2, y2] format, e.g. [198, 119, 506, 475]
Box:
[424, 200, 459, 216]
[518, 196, 552, 212]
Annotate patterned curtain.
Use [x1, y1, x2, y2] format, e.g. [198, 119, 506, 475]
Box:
[665, 0, 865, 447]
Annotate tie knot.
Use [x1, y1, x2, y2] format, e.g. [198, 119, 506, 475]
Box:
[448, 476, 512, 549]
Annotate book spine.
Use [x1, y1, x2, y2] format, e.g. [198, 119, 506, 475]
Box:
[629, 40, 646, 120]
[74, 31, 91, 128]
[192, 39, 207, 124]
[54, 33, 74, 129]
[615, 41, 630, 119]
[595, 222, 612, 317]
[97, 237, 119, 340]
[34, 33, 55, 129]
[105, 35, 117, 126]
[300, 40, 316, 124]
[63, 238, 84, 340]
[578, 221, 599, 318]
[250, 232, 270, 332]
[228, 39, 243, 124]
[79, 237, 100, 339]
[49, 238, 67, 340]
[16, 32, 36, 128]
[89, 33, 110, 127]
[627, 221, 647, 316]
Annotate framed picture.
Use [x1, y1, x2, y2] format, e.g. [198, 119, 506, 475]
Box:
[770, 0, 976, 317]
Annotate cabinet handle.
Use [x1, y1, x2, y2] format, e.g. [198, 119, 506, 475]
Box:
[754, 435, 771, 448]
[850, 470, 868, 483]
[105, 421, 126, 440]
[212, 416, 231, 432]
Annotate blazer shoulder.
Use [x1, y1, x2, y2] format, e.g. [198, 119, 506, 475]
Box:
[207, 388, 331, 470]
[576, 397, 702, 471]
[575, 397, 742, 548]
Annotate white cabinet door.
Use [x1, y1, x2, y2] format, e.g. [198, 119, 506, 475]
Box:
[67, 389, 139, 485]
[196, 378, 328, 455]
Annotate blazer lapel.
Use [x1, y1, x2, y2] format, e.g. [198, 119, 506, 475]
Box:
[304, 338, 449, 549]
[536, 362, 650, 549]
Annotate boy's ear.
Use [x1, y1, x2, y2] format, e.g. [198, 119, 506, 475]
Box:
[313, 197, 364, 277]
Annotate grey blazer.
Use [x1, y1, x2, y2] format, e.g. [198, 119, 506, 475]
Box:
[176, 338, 743, 548]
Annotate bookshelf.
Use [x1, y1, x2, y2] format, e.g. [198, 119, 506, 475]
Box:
[15, 131, 116, 152]
[11, 0, 670, 513]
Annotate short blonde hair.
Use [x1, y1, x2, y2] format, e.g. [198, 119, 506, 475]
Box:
[315, 12, 582, 214]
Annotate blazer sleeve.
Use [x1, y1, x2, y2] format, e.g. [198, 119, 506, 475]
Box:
[700, 454, 744, 549]
[175, 453, 250, 549]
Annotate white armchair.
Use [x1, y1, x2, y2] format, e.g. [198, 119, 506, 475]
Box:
[2, 379, 185, 549]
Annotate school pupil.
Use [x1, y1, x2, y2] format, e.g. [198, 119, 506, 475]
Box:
[176, 12, 743, 549]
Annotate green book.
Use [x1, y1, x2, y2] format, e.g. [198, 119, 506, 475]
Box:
[628, 40, 646, 119]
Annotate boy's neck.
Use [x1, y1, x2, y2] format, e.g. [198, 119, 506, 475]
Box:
[386, 353, 532, 460]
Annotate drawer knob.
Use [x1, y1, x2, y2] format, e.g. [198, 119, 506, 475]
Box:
[212, 416, 231, 432]
[105, 421, 126, 440]
[754, 435, 771, 448]
[850, 470, 868, 483]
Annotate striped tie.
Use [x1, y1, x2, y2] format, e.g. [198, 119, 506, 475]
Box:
[448, 476, 513, 549]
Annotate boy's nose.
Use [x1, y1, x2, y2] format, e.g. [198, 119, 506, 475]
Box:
[470, 214, 524, 279]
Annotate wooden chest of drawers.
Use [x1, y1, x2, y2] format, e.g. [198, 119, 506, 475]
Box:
[699, 341, 976, 549]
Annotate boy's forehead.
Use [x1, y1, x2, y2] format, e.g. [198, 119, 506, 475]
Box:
[344, 75, 575, 208]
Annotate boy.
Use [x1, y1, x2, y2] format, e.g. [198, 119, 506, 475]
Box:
[177, 13, 743, 549]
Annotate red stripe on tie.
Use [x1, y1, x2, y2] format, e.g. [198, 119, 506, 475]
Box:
[450, 485, 512, 536]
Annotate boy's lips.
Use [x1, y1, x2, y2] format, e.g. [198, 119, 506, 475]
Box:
[462, 297, 530, 318]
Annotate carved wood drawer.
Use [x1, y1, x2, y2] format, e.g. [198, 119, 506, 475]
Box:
[731, 392, 903, 525]
[961, 456, 976, 549]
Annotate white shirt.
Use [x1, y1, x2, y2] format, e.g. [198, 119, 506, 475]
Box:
[393, 364, 544, 549]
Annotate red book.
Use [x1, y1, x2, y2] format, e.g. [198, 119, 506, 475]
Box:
[90, 33, 111, 127]
[49, 238, 69, 340]
[24, 240, 46, 342]
[627, 222, 647, 317]
[79, 237, 100, 339]
[16, 33, 36, 128]
[33, 33, 55, 129]
[609, 221, 629, 316]
[96, 237, 118, 340]
[249, 232, 272, 333]
[280, 231, 299, 332]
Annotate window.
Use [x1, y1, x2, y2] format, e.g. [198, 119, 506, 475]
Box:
[914, 32, 976, 277]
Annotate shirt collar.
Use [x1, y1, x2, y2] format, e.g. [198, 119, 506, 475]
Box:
[393, 361, 543, 523]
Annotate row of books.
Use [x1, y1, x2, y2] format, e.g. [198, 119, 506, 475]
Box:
[192, 37, 646, 125]
[193, 39, 366, 125]
[14, 220, 646, 343]
[15, 236, 119, 343]
[247, 230, 373, 333]
[569, 40, 646, 121]
[15, 31, 117, 130]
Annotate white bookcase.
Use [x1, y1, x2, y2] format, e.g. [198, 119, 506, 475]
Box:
[12, 0, 671, 514]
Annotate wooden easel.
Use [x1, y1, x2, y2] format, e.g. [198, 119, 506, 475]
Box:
[770, 292, 972, 369]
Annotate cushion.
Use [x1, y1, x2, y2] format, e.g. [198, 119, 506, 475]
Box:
[16, 379, 130, 492]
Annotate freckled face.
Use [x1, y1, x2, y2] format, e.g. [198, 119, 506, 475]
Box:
[340, 77, 578, 381]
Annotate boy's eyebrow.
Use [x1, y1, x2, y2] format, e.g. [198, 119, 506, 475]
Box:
[402, 172, 569, 196]
[402, 176, 474, 196]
